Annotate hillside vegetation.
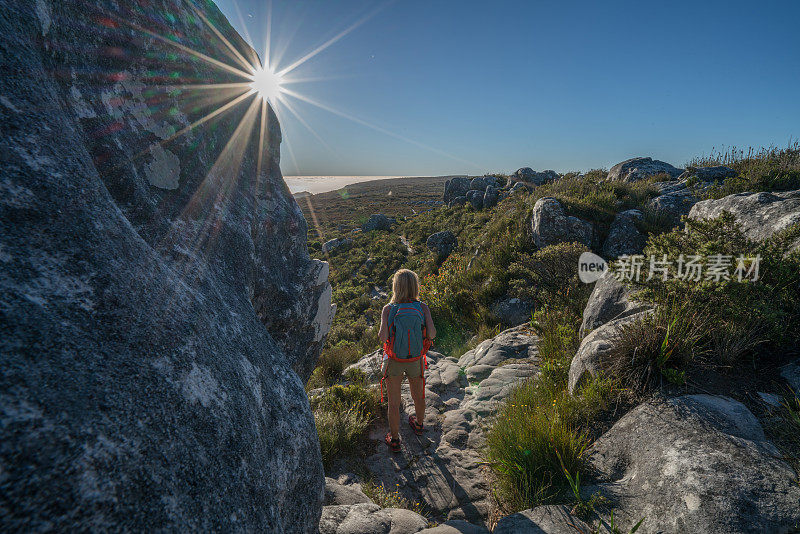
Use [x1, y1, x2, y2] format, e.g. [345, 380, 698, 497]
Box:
[307, 144, 800, 527]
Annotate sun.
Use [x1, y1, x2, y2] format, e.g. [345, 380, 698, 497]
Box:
[249, 66, 283, 101]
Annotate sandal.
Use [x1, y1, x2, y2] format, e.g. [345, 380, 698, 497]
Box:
[385, 432, 401, 453]
[408, 415, 424, 436]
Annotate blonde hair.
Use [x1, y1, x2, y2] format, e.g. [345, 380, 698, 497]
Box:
[390, 269, 419, 303]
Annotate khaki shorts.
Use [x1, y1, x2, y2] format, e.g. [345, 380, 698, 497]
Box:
[381, 357, 423, 378]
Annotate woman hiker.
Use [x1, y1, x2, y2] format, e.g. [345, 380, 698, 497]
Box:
[379, 269, 436, 453]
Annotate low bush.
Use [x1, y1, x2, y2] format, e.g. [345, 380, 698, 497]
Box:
[312, 384, 380, 468]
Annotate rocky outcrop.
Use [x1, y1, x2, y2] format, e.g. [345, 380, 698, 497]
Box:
[427, 231, 458, 262]
[494, 505, 591, 534]
[585, 395, 800, 533]
[689, 190, 800, 241]
[323, 237, 353, 253]
[579, 271, 649, 338]
[513, 168, 560, 186]
[569, 310, 649, 393]
[469, 176, 499, 192]
[443, 177, 472, 203]
[601, 209, 646, 258]
[483, 185, 499, 209]
[530, 197, 594, 249]
[0, 1, 332, 531]
[466, 190, 484, 209]
[418, 520, 490, 534]
[319, 503, 428, 534]
[607, 157, 683, 182]
[647, 187, 698, 225]
[445, 176, 511, 210]
[325, 476, 373, 506]
[363, 214, 395, 232]
[677, 165, 737, 181]
[342, 327, 540, 526]
[491, 297, 534, 326]
[510, 182, 532, 195]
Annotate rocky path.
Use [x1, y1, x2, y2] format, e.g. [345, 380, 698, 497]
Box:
[340, 326, 540, 527]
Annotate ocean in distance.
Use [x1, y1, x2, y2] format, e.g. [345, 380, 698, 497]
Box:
[284, 176, 415, 195]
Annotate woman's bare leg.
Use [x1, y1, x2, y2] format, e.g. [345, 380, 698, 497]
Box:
[387, 375, 403, 439]
[408, 376, 425, 424]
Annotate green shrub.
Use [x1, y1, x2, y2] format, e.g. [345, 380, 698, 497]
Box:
[312, 384, 380, 468]
[602, 300, 709, 392]
[307, 341, 364, 390]
[634, 214, 800, 362]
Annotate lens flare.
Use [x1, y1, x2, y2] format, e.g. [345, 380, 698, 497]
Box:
[249, 66, 282, 102]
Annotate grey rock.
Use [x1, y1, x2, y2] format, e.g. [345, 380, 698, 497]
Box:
[318, 503, 428, 534]
[483, 185, 499, 209]
[647, 188, 698, 225]
[579, 271, 649, 338]
[530, 197, 593, 249]
[568, 310, 650, 393]
[494, 505, 591, 534]
[359, 327, 539, 525]
[497, 190, 510, 203]
[370, 286, 389, 300]
[586, 395, 800, 533]
[491, 297, 534, 326]
[677, 165, 737, 181]
[448, 196, 468, 208]
[362, 214, 394, 232]
[781, 358, 800, 394]
[324, 477, 373, 506]
[0, 0, 331, 531]
[513, 168, 559, 186]
[607, 157, 683, 182]
[469, 176, 491, 192]
[418, 520, 490, 534]
[323, 237, 353, 253]
[466, 190, 484, 209]
[509, 181, 532, 195]
[426, 231, 458, 262]
[602, 209, 646, 258]
[688, 190, 800, 242]
[344, 350, 385, 383]
[443, 177, 471, 203]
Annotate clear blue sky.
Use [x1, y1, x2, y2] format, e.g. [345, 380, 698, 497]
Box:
[214, 0, 800, 176]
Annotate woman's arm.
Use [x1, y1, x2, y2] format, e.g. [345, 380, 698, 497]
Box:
[378, 305, 391, 343]
[421, 302, 436, 339]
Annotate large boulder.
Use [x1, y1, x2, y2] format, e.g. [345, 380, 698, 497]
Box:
[426, 231, 458, 262]
[322, 237, 353, 253]
[601, 209, 646, 258]
[443, 177, 472, 203]
[324, 477, 373, 506]
[513, 168, 559, 186]
[318, 503, 428, 534]
[482, 185, 499, 209]
[607, 157, 683, 182]
[677, 165, 737, 181]
[491, 297, 534, 326]
[494, 505, 591, 534]
[688, 190, 800, 242]
[0, 1, 333, 531]
[646, 188, 698, 225]
[579, 271, 649, 338]
[362, 213, 394, 232]
[585, 395, 800, 533]
[509, 181, 532, 195]
[466, 189, 484, 209]
[568, 310, 650, 393]
[448, 196, 468, 208]
[469, 176, 498, 192]
[530, 197, 593, 249]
